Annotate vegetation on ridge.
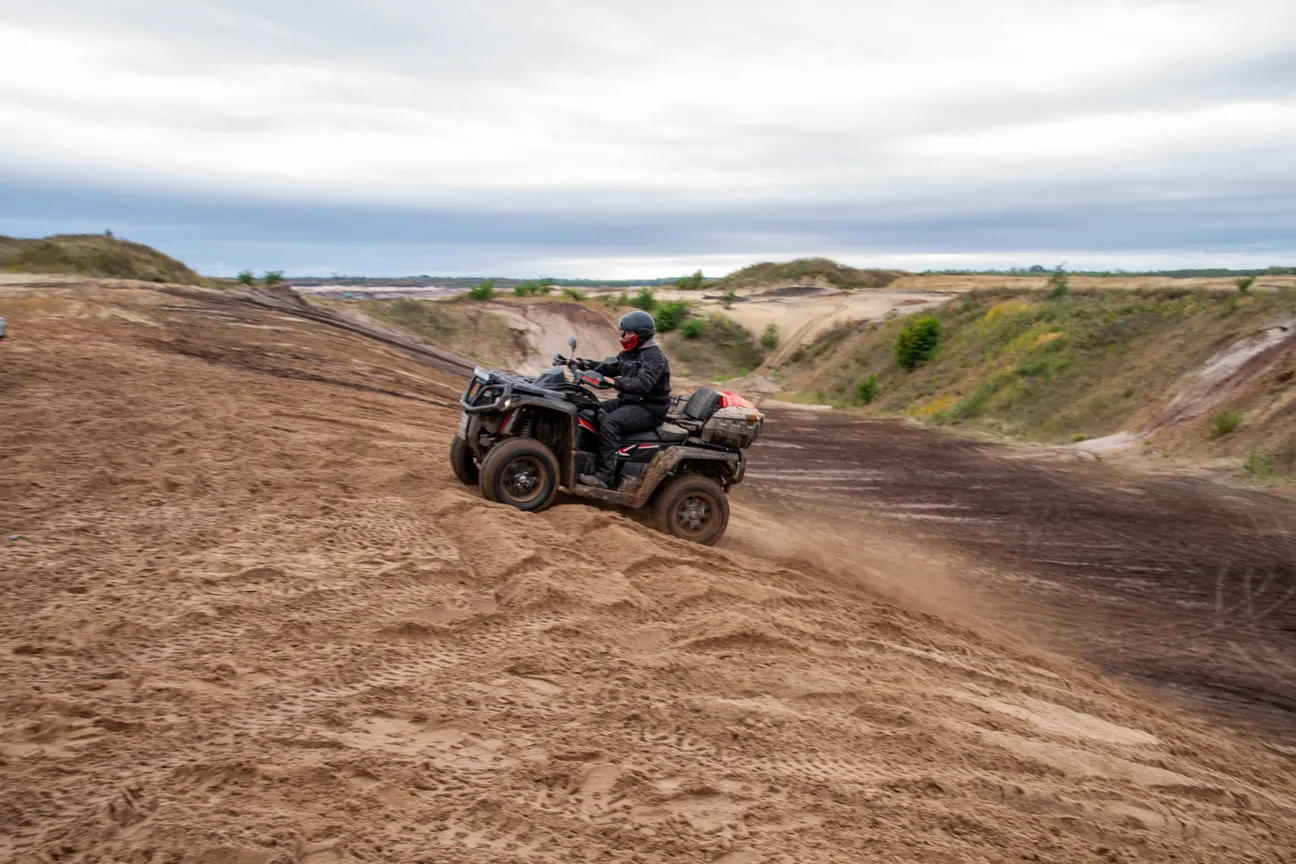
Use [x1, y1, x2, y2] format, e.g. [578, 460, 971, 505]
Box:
[0, 234, 202, 284]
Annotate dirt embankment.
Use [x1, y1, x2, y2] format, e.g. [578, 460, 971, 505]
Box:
[774, 288, 1296, 476]
[346, 297, 620, 375]
[3, 280, 1296, 863]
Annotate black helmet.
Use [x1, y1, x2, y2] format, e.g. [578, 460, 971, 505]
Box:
[618, 309, 655, 336]
[618, 309, 655, 350]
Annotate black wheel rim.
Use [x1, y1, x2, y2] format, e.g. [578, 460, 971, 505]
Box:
[501, 456, 545, 503]
[672, 492, 715, 537]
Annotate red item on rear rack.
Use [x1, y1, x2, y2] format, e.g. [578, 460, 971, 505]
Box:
[719, 391, 757, 411]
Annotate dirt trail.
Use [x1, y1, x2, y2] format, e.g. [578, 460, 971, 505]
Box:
[3, 280, 1296, 863]
[743, 408, 1296, 752]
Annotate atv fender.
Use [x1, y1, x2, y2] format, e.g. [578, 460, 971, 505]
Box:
[573, 445, 740, 509]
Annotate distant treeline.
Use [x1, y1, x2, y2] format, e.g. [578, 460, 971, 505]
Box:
[923, 265, 1296, 278]
[288, 275, 678, 288]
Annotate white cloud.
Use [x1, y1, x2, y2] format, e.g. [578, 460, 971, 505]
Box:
[2, 1, 1293, 198]
[1, 0, 1294, 271]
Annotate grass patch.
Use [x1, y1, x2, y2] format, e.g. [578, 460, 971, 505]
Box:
[1244, 449, 1275, 479]
[855, 374, 878, 405]
[681, 318, 706, 339]
[1208, 411, 1243, 439]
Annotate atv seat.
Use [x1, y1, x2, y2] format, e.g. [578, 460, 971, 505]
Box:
[621, 422, 690, 444]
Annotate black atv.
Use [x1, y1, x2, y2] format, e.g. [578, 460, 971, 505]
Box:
[450, 339, 763, 545]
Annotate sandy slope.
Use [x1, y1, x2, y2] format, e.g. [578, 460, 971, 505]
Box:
[2, 281, 1296, 863]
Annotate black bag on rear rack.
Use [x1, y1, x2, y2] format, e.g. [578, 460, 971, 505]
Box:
[682, 388, 722, 423]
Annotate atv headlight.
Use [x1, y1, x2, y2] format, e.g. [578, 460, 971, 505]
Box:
[473, 366, 490, 382]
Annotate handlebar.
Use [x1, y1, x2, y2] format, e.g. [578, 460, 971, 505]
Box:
[551, 354, 613, 389]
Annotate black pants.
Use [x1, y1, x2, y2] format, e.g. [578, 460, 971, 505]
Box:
[596, 399, 667, 479]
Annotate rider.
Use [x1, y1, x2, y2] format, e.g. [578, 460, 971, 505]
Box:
[577, 309, 671, 489]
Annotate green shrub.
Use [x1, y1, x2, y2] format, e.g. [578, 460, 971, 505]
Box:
[674, 270, 704, 290]
[722, 288, 738, 308]
[1046, 266, 1069, 299]
[855, 374, 878, 404]
[1071, 433, 1087, 442]
[895, 314, 941, 370]
[1235, 276, 1256, 293]
[654, 300, 689, 332]
[1244, 449, 1275, 479]
[468, 279, 496, 301]
[263, 270, 285, 286]
[630, 289, 657, 311]
[236, 270, 255, 286]
[681, 318, 706, 339]
[1209, 411, 1243, 439]
[515, 278, 555, 296]
[562, 287, 586, 301]
[760, 322, 779, 351]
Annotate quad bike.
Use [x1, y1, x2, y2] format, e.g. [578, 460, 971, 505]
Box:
[450, 338, 763, 545]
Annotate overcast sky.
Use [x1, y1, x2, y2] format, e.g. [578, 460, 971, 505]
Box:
[2, 0, 1294, 277]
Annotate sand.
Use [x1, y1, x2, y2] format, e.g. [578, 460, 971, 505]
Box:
[2, 280, 1295, 863]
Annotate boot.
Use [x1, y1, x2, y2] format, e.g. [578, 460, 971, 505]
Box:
[578, 473, 610, 489]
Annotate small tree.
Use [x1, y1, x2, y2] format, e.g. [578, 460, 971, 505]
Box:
[896, 315, 941, 371]
[1046, 265, 1069, 299]
[654, 300, 690, 332]
[855, 374, 878, 404]
[760, 322, 779, 351]
[681, 318, 706, 339]
[468, 279, 496, 300]
[1235, 276, 1256, 293]
[722, 288, 738, 309]
[104, 229, 114, 238]
[562, 287, 586, 301]
[236, 270, 255, 286]
[630, 289, 657, 311]
[263, 271, 285, 286]
[674, 270, 704, 291]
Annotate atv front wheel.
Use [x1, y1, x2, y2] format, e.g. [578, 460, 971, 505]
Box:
[655, 474, 729, 545]
[479, 438, 559, 512]
[450, 434, 478, 486]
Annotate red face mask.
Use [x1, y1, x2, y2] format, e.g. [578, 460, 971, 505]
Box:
[620, 331, 640, 351]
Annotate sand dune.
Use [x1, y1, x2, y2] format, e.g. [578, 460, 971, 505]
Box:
[2, 280, 1294, 863]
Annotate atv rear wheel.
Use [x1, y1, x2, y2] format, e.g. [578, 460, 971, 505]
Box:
[655, 474, 729, 545]
[450, 434, 478, 486]
[479, 438, 559, 512]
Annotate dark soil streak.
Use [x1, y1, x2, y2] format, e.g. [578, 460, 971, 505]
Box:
[741, 409, 1296, 751]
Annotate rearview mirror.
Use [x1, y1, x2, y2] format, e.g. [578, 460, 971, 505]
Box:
[568, 337, 577, 352]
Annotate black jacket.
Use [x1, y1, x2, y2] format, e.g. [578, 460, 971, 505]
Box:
[593, 341, 671, 407]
